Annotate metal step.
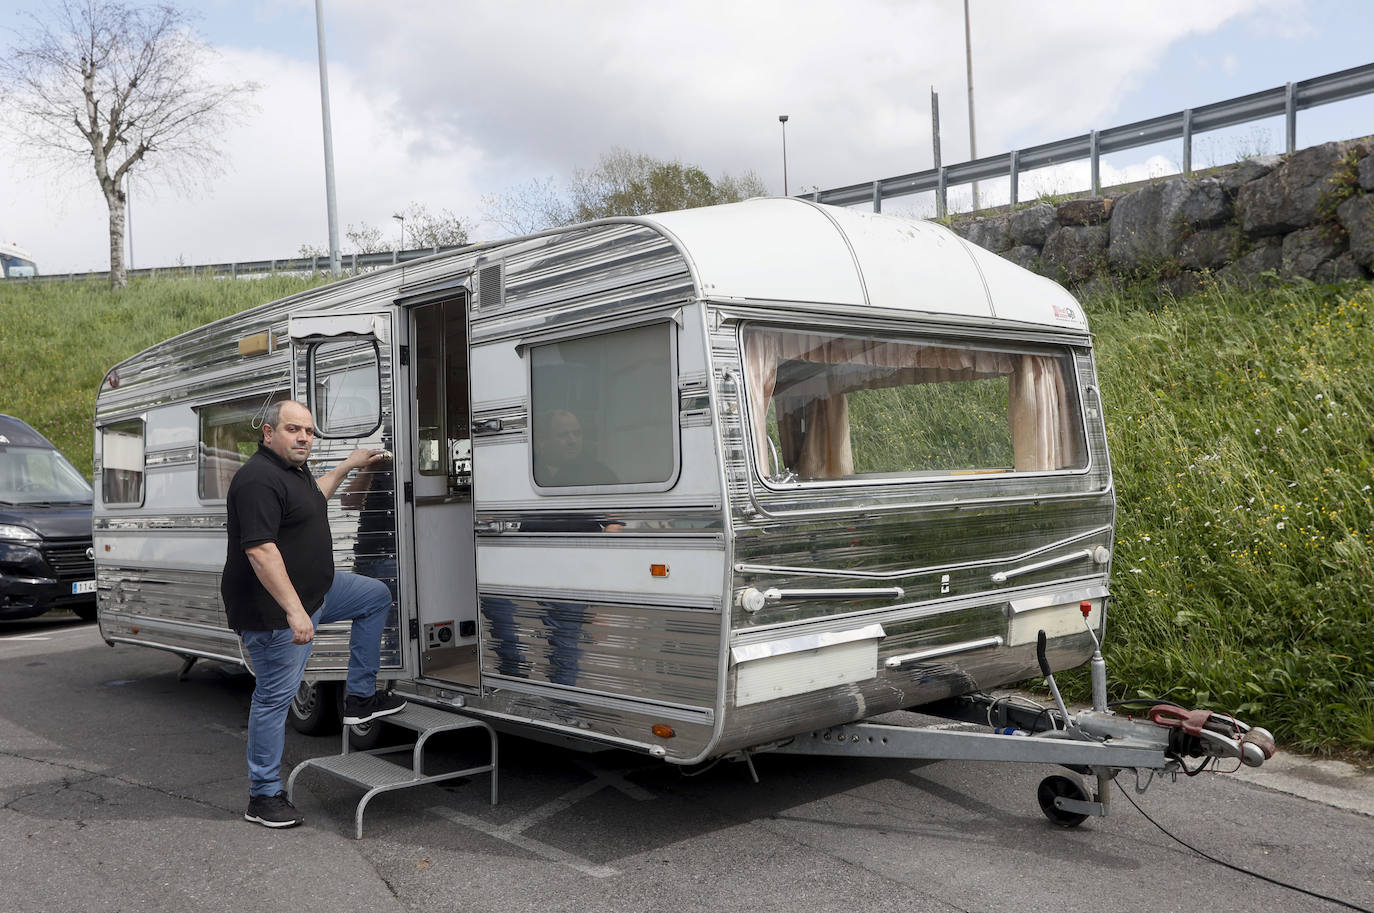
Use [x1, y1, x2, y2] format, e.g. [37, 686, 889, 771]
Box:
[287, 701, 498, 838]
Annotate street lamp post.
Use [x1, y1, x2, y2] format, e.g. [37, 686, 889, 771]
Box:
[392, 213, 405, 253]
[315, 0, 341, 278]
[778, 114, 790, 197]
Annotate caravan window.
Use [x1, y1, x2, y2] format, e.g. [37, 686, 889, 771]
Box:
[308, 339, 381, 438]
[197, 395, 286, 500]
[101, 419, 145, 506]
[529, 322, 677, 489]
[742, 327, 1087, 483]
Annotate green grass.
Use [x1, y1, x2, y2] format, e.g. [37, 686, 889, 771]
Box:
[1080, 277, 1374, 759]
[2, 271, 1371, 758]
[0, 275, 329, 474]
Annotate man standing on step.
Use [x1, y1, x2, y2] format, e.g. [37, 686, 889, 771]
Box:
[222, 399, 406, 829]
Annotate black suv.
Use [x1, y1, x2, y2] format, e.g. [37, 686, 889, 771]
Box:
[0, 415, 96, 621]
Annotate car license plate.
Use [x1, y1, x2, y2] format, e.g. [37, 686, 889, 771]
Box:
[72, 580, 96, 595]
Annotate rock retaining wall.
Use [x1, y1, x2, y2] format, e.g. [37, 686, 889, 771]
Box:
[946, 137, 1374, 295]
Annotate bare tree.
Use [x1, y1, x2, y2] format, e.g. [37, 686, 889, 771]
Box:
[0, 1, 255, 288]
[481, 176, 572, 236]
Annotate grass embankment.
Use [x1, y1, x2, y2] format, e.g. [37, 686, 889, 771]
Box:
[0, 275, 328, 473]
[0, 273, 1370, 757]
[1083, 279, 1373, 759]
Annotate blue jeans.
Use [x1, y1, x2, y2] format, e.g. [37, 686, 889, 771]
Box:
[240, 571, 392, 797]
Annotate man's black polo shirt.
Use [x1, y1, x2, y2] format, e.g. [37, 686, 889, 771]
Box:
[221, 444, 334, 631]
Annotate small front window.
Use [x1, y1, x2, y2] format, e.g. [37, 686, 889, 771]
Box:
[742, 327, 1086, 483]
[101, 419, 145, 505]
[309, 339, 381, 438]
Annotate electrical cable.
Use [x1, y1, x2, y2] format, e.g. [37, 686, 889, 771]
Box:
[1117, 781, 1374, 913]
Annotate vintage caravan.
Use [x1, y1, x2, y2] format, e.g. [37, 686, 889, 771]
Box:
[94, 199, 1270, 830]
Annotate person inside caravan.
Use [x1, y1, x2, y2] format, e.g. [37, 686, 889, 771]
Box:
[533, 409, 617, 485]
[221, 399, 405, 829]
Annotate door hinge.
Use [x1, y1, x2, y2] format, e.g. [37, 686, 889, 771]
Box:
[408, 618, 419, 641]
[399, 344, 409, 366]
[403, 481, 414, 503]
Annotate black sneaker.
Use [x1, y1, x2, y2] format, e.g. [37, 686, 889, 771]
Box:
[244, 791, 304, 828]
[342, 690, 407, 725]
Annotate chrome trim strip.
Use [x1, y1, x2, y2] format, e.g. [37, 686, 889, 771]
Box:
[991, 548, 1104, 584]
[885, 635, 1005, 667]
[1009, 584, 1109, 614]
[479, 584, 720, 610]
[762, 586, 904, 604]
[731, 623, 885, 664]
[735, 525, 1113, 582]
[480, 676, 714, 722]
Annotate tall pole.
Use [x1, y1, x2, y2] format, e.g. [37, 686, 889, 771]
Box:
[778, 115, 790, 196]
[124, 169, 133, 271]
[964, 0, 979, 210]
[315, 0, 341, 278]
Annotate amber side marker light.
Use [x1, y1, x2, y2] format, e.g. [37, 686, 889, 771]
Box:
[650, 564, 670, 578]
[651, 724, 676, 739]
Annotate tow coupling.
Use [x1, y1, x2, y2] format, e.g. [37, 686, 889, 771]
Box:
[759, 601, 1276, 827]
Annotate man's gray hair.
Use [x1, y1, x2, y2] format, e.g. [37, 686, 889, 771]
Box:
[261, 400, 307, 439]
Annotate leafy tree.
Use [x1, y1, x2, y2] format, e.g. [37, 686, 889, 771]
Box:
[569, 147, 768, 222]
[483, 148, 769, 235]
[0, 0, 256, 288]
[394, 201, 469, 249]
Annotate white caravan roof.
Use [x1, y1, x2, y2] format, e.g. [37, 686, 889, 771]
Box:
[642, 198, 1087, 332]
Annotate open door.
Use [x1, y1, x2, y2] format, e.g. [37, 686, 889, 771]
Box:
[403, 296, 479, 687]
[288, 312, 413, 682]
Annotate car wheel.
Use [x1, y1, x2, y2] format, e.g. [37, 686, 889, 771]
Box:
[72, 604, 98, 622]
[289, 680, 341, 735]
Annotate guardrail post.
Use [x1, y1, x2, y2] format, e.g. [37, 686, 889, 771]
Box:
[871, 181, 882, 213]
[936, 166, 948, 218]
[1090, 129, 1101, 195]
[1009, 150, 1020, 205]
[351, 252, 358, 271]
[1285, 81, 1297, 153]
[1182, 108, 1193, 176]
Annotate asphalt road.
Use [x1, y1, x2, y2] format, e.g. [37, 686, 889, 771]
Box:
[2, 614, 1372, 913]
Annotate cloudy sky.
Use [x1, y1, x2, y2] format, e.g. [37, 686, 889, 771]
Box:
[1, 0, 1372, 274]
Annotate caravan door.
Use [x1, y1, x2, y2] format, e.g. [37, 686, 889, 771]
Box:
[288, 312, 413, 681]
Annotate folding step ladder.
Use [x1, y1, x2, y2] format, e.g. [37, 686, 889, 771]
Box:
[287, 702, 498, 838]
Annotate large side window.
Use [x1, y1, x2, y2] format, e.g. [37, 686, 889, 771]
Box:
[198, 395, 286, 500]
[101, 419, 145, 506]
[309, 339, 381, 438]
[742, 327, 1087, 483]
[530, 322, 676, 489]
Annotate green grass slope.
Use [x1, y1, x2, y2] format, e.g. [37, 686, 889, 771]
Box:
[1, 273, 1370, 756]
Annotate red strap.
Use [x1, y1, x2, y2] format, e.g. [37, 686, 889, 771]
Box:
[1148, 704, 1213, 736]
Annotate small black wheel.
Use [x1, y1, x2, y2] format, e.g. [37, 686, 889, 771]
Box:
[289, 680, 341, 735]
[1037, 775, 1090, 828]
[71, 604, 98, 622]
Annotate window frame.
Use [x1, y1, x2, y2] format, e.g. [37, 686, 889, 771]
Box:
[99, 417, 146, 508]
[739, 322, 1094, 491]
[305, 338, 383, 440]
[195, 393, 287, 503]
[524, 318, 682, 496]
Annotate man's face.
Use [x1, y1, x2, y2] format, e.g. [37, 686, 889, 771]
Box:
[263, 403, 316, 467]
[548, 413, 583, 464]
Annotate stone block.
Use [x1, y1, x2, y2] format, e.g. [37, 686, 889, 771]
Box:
[1237, 139, 1370, 236]
[1057, 197, 1112, 226]
[1000, 245, 1041, 273]
[1108, 178, 1231, 271]
[961, 214, 1012, 252]
[1216, 155, 1281, 193]
[1359, 154, 1374, 192]
[1009, 203, 1057, 247]
[1215, 238, 1283, 286]
[1042, 224, 1108, 282]
[1176, 226, 1236, 271]
[1281, 226, 1346, 280]
[1337, 193, 1374, 270]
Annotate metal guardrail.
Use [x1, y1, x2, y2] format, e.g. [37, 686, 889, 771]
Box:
[19, 64, 1374, 282]
[811, 61, 1374, 216]
[30, 245, 464, 284]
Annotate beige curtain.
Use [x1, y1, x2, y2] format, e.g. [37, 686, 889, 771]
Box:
[743, 329, 1079, 480]
[1008, 354, 1080, 471]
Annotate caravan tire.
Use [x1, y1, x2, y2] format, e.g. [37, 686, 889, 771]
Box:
[289, 680, 342, 735]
